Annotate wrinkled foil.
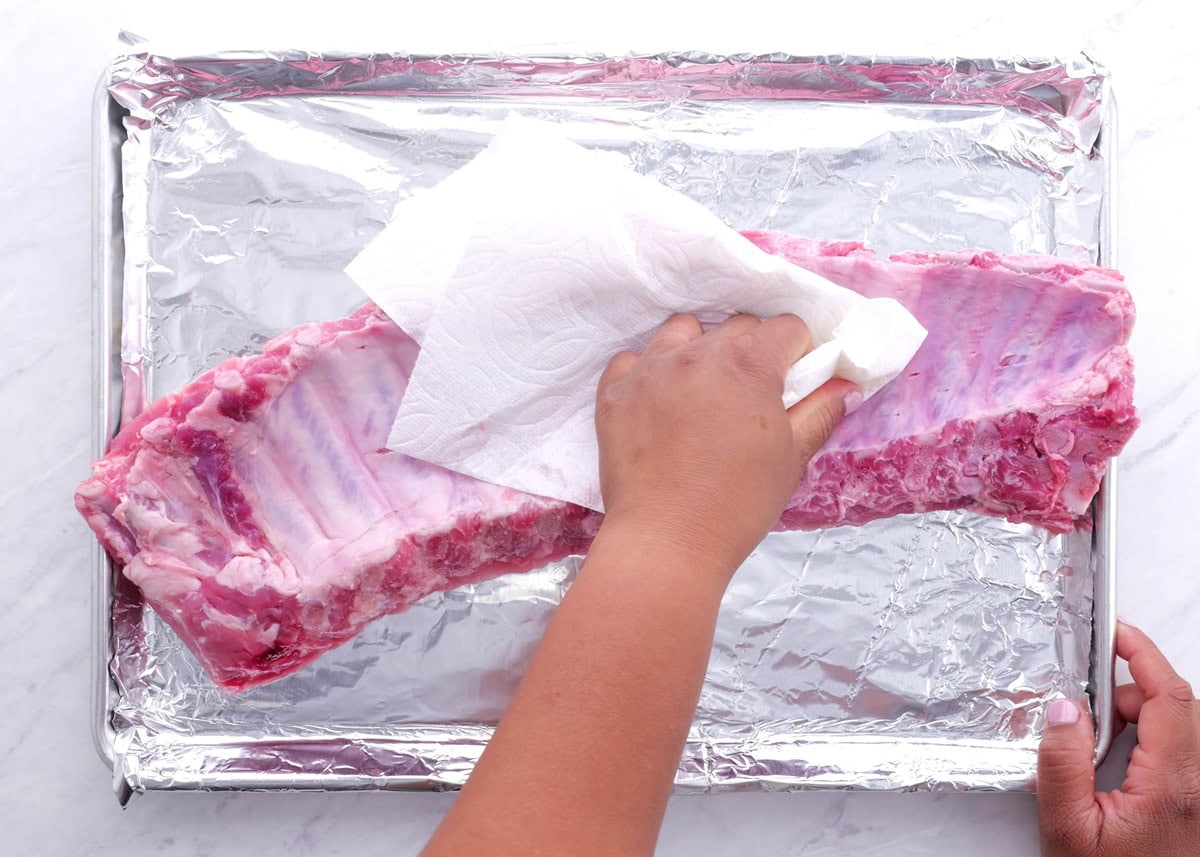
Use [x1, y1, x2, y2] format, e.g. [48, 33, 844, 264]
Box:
[97, 41, 1112, 799]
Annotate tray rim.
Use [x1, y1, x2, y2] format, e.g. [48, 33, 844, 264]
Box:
[1090, 80, 1120, 767]
[90, 51, 1119, 799]
[91, 69, 122, 778]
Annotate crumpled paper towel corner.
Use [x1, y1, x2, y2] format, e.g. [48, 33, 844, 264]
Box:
[346, 117, 927, 512]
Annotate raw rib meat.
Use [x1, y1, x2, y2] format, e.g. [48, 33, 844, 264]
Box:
[77, 236, 1137, 690]
[749, 234, 1137, 532]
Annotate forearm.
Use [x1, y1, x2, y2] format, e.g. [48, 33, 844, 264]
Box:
[422, 520, 732, 857]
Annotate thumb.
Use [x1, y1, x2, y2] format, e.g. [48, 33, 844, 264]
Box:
[786, 380, 860, 466]
[1036, 699, 1100, 856]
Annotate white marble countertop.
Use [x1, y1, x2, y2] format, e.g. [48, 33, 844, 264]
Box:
[2, 0, 1195, 854]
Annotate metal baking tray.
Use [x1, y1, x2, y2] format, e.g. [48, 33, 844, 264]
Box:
[91, 45, 1118, 804]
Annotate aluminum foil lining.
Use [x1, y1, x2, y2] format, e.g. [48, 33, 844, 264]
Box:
[100, 41, 1110, 796]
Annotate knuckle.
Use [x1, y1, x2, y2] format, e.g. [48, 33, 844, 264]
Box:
[727, 333, 769, 375]
[1164, 676, 1196, 707]
[594, 385, 625, 421]
[1045, 764, 1095, 799]
[1038, 734, 1083, 767]
[795, 404, 841, 459]
[676, 348, 702, 370]
[1037, 730, 1092, 770]
[816, 404, 841, 439]
[793, 420, 835, 465]
[779, 313, 813, 347]
[600, 351, 635, 382]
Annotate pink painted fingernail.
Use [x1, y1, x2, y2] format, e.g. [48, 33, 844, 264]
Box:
[843, 390, 864, 415]
[1047, 699, 1080, 726]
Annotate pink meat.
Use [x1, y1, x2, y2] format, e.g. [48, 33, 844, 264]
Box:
[752, 234, 1137, 531]
[76, 235, 1137, 690]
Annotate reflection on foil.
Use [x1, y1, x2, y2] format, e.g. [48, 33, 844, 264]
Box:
[100, 43, 1109, 798]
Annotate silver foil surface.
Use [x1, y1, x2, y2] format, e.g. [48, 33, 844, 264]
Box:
[95, 40, 1115, 800]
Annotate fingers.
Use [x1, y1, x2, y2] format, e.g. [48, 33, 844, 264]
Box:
[785, 380, 856, 466]
[1115, 682, 1147, 724]
[751, 314, 815, 374]
[642, 314, 703, 358]
[1036, 699, 1101, 855]
[710, 314, 815, 399]
[1115, 622, 1199, 761]
[649, 313, 815, 380]
[708, 313, 813, 373]
[599, 350, 639, 388]
[623, 314, 824, 405]
[708, 313, 763, 342]
[1117, 622, 1195, 708]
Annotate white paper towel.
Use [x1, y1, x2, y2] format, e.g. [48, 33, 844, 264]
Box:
[346, 119, 927, 512]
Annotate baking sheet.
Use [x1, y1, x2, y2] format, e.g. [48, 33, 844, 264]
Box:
[92, 43, 1117, 801]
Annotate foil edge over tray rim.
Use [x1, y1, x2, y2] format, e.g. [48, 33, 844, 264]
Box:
[106, 38, 1109, 133]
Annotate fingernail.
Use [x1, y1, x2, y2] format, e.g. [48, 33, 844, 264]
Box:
[1047, 699, 1080, 726]
[1116, 614, 1135, 628]
[843, 390, 864, 415]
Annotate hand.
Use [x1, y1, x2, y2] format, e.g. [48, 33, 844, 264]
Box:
[1037, 621, 1200, 856]
[594, 313, 860, 579]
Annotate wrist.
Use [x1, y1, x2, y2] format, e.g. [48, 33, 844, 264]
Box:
[590, 508, 748, 592]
